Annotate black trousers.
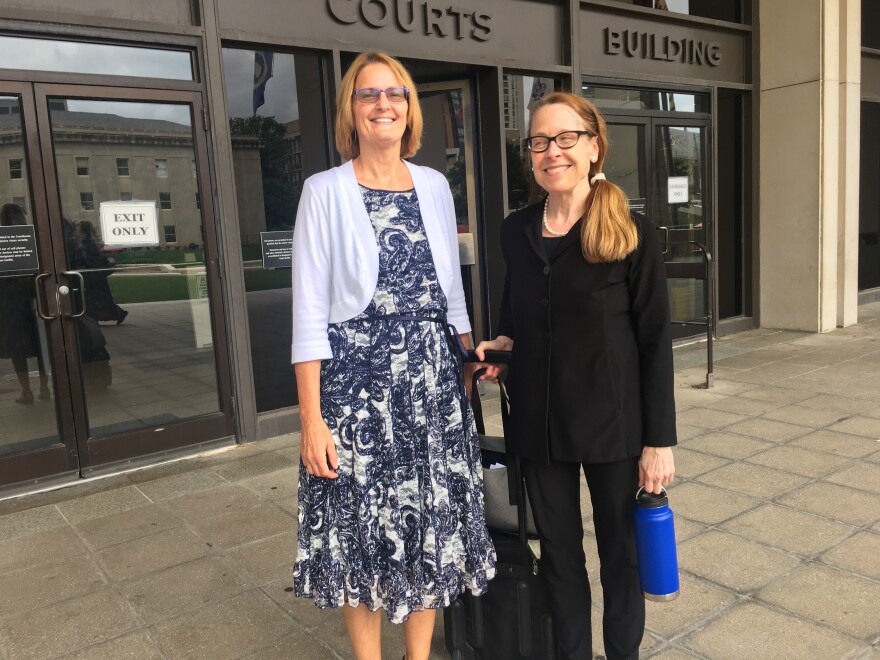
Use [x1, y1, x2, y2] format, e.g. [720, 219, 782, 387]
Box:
[523, 457, 644, 660]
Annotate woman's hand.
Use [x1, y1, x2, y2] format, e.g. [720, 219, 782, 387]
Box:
[474, 336, 514, 382]
[294, 360, 338, 479]
[300, 417, 339, 479]
[639, 446, 674, 494]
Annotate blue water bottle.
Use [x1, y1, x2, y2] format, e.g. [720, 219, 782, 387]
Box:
[633, 487, 680, 601]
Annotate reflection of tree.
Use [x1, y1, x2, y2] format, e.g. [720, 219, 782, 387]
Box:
[672, 156, 692, 174]
[506, 140, 530, 210]
[261, 179, 300, 229]
[447, 158, 468, 223]
[229, 115, 302, 231]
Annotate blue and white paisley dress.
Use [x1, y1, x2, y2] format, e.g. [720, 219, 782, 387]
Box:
[293, 185, 496, 624]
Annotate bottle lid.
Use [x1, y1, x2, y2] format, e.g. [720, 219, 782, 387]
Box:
[636, 487, 668, 508]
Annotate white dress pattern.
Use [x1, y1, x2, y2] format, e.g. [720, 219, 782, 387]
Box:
[293, 185, 496, 623]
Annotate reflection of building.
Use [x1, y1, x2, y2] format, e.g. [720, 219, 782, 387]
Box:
[503, 75, 554, 211]
[229, 115, 304, 246]
[503, 74, 523, 137]
[282, 119, 302, 184]
[0, 113, 31, 219]
[2, 109, 203, 246]
[230, 133, 267, 246]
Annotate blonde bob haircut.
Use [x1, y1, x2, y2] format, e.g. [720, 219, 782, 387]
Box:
[530, 92, 638, 264]
[335, 52, 423, 160]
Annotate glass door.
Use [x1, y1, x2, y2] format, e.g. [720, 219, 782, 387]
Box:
[411, 81, 484, 340]
[652, 120, 711, 338]
[0, 82, 234, 491]
[604, 116, 712, 339]
[34, 84, 234, 472]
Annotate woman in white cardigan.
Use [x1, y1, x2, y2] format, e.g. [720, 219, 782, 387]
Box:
[291, 52, 495, 660]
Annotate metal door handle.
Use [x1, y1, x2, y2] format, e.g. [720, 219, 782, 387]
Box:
[657, 226, 670, 254]
[33, 272, 57, 320]
[62, 270, 86, 318]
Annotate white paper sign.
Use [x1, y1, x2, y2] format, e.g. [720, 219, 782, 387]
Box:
[186, 270, 213, 349]
[667, 177, 689, 204]
[99, 200, 160, 247]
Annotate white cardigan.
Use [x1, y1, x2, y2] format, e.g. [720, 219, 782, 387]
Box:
[290, 159, 471, 363]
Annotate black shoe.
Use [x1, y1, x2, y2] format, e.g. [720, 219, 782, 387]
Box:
[116, 309, 129, 325]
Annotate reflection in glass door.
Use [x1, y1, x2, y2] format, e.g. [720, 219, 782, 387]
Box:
[40, 92, 228, 454]
[222, 47, 331, 414]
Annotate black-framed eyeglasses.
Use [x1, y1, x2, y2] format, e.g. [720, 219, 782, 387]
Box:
[352, 87, 410, 104]
[524, 130, 595, 153]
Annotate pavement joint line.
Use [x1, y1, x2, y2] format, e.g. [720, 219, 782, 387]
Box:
[132, 482, 155, 504]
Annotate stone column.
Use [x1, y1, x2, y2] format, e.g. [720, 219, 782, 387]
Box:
[759, 0, 860, 331]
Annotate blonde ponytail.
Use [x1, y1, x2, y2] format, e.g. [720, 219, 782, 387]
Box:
[581, 179, 638, 263]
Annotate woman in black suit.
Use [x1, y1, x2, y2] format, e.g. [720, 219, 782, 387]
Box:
[476, 92, 676, 660]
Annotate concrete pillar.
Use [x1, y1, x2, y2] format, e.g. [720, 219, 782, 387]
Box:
[759, 0, 860, 331]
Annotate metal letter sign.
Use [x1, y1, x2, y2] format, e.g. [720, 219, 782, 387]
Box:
[327, 0, 492, 41]
[99, 200, 160, 247]
[604, 28, 721, 67]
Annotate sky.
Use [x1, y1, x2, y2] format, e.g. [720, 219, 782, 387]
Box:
[0, 36, 193, 123]
[63, 100, 192, 125]
[0, 36, 191, 80]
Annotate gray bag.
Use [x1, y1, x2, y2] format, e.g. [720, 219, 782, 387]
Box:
[480, 432, 537, 535]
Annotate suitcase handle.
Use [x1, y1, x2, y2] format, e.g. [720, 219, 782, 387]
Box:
[465, 348, 512, 364]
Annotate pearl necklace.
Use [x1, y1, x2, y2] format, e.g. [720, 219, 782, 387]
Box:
[542, 197, 568, 237]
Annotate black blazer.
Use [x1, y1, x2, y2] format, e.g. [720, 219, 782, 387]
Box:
[497, 202, 677, 464]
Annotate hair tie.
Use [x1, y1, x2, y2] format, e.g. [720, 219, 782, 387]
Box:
[590, 172, 606, 185]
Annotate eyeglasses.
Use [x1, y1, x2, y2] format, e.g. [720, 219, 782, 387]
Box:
[525, 130, 596, 153]
[352, 87, 410, 104]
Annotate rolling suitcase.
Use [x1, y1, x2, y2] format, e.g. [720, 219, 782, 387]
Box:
[444, 352, 557, 660]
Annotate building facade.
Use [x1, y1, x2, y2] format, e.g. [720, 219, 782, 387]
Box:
[0, 0, 875, 493]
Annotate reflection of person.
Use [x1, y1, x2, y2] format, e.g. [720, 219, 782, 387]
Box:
[0, 203, 50, 404]
[290, 52, 494, 659]
[70, 221, 128, 324]
[476, 92, 677, 660]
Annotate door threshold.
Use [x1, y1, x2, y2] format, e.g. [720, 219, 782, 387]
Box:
[0, 436, 237, 502]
